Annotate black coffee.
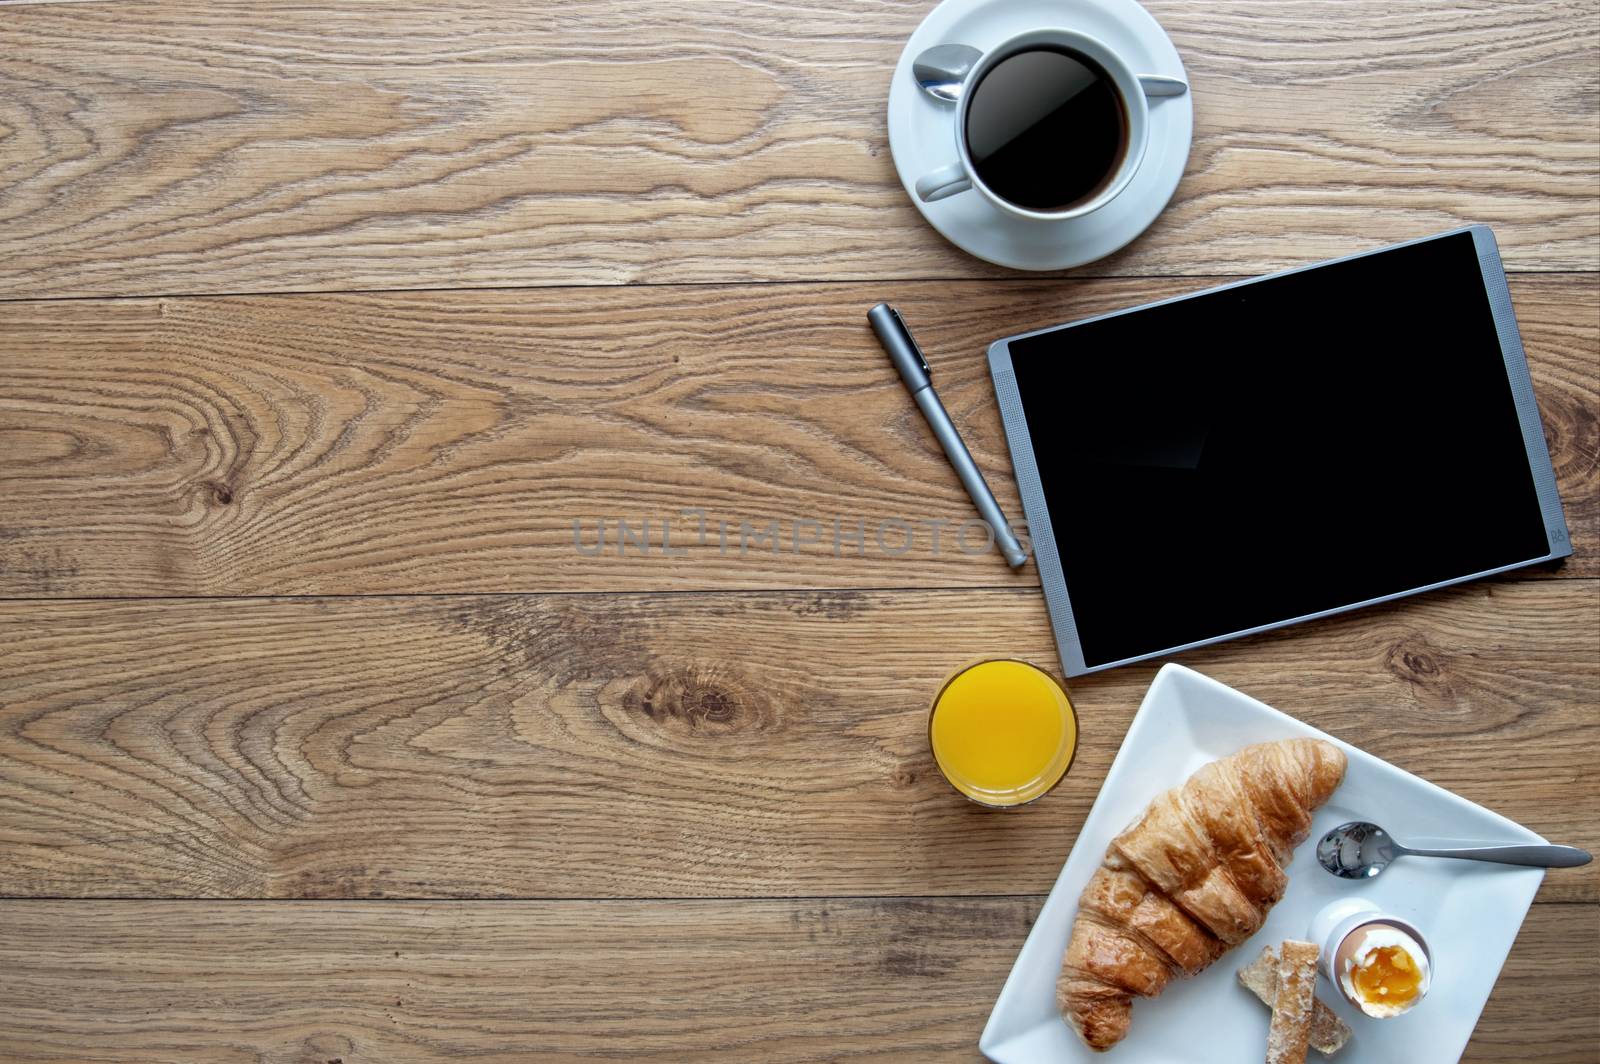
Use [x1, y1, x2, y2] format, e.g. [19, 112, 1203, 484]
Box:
[965, 47, 1127, 212]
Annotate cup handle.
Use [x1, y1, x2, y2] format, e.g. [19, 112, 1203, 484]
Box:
[1138, 74, 1189, 98]
[915, 162, 972, 203]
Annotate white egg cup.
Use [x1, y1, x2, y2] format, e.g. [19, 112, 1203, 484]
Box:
[1309, 899, 1433, 1017]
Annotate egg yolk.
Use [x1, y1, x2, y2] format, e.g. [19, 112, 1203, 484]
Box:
[1350, 945, 1423, 1006]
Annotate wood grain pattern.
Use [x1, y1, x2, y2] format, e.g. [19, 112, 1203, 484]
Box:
[0, 0, 1595, 298]
[1, 1, 1595, 1057]
[0, 897, 1591, 1062]
[1, 276, 1593, 596]
[2, 579, 1593, 901]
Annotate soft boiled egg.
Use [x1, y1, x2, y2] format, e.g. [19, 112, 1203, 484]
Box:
[1335, 923, 1431, 1018]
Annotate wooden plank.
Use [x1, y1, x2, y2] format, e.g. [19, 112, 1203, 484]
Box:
[1, 579, 1593, 901]
[0, 897, 1590, 1061]
[0, 276, 1592, 596]
[0, 0, 1594, 298]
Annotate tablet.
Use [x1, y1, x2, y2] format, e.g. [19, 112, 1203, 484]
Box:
[988, 226, 1571, 677]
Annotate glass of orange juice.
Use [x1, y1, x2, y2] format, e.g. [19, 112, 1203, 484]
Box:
[928, 659, 1078, 808]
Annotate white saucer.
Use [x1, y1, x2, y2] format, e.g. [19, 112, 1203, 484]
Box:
[887, 0, 1193, 271]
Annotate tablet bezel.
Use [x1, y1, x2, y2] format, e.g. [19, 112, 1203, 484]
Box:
[987, 225, 1573, 677]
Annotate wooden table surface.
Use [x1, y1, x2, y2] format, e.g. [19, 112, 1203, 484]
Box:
[1, 1, 1596, 1060]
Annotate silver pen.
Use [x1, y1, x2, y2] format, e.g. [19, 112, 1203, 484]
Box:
[867, 303, 1029, 568]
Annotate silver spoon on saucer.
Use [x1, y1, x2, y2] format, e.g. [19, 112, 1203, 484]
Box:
[912, 43, 1190, 104]
[1317, 820, 1592, 880]
[913, 44, 981, 102]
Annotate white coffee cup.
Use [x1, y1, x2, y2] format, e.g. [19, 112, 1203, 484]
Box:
[914, 28, 1183, 222]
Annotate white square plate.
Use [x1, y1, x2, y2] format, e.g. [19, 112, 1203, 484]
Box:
[980, 664, 1548, 1063]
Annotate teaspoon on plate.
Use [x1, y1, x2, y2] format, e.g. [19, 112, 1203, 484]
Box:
[1317, 820, 1592, 880]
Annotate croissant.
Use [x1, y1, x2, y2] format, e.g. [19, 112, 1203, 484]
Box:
[1058, 738, 1347, 1051]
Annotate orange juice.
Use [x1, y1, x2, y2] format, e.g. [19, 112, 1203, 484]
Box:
[928, 659, 1077, 807]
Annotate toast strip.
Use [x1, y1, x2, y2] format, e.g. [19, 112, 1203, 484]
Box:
[1266, 940, 1320, 1064]
[1239, 945, 1351, 1055]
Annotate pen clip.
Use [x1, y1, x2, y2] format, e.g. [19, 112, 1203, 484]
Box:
[888, 306, 931, 376]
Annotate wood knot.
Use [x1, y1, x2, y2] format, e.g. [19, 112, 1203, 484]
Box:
[890, 763, 919, 789]
[621, 663, 777, 737]
[208, 481, 235, 505]
[1384, 636, 1449, 685]
[299, 1033, 353, 1061]
[1540, 394, 1596, 479]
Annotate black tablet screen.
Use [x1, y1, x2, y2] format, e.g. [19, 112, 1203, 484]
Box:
[1007, 231, 1554, 669]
